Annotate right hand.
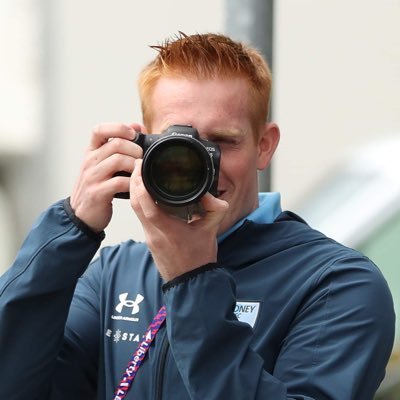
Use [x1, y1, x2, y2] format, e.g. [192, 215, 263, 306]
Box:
[70, 123, 143, 232]
[130, 159, 229, 281]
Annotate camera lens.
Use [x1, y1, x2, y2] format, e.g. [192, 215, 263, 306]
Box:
[150, 145, 203, 196]
[142, 136, 213, 206]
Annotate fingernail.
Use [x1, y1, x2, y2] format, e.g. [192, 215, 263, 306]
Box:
[128, 128, 136, 139]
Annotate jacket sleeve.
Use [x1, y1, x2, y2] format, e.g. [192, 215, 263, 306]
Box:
[162, 259, 395, 400]
[0, 199, 103, 399]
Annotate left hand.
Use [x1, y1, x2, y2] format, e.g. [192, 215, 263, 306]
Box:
[130, 159, 229, 281]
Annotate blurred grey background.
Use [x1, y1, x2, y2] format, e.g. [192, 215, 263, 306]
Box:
[0, 0, 399, 395]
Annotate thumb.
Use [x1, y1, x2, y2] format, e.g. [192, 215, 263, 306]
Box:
[200, 193, 229, 226]
[129, 123, 145, 133]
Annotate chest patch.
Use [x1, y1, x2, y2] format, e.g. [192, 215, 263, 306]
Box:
[234, 301, 261, 328]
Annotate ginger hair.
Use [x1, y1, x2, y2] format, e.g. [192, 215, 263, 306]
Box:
[138, 32, 272, 133]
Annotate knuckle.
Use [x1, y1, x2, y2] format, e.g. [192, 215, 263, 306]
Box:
[143, 207, 157, 221]
[85, 186, 99, 203]
[108, 137, 125, 150]
[146, 236, 161, 250]
[111, 176, 129, 194]
[109, 153, 131, 171]
[109, 152, 122, 164]
[85, 150, 99, 165]
[92, 123, 103, 135]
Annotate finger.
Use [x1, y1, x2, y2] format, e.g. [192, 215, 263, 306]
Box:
[77, 151, 138, 203]
[132, 158, 143, 178]
[199, 193, 229, 225]
[130, 159, 153, 211]
[92, 153, 137, 181]
[87, 137, 143, 168]
[128, 123, 145, 133]
[90, 123, 136, 150]
[129, 159, 168, 223]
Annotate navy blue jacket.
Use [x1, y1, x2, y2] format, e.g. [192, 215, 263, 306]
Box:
[0, 199, 395, 399]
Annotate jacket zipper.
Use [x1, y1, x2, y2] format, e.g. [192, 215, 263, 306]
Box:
[154, 328, 170, 400]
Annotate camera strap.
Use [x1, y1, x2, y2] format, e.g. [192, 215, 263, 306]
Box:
[113, 305, 167, 400]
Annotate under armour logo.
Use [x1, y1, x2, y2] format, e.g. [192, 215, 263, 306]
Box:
[115, 293, 144, 315]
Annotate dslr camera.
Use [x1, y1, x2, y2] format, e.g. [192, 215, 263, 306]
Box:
[115, 125, 220, 219]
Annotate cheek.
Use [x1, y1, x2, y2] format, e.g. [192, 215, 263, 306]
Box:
[220, 151, 258, 182]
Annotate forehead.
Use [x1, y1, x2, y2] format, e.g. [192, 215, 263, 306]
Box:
[149, 77, 253, 133]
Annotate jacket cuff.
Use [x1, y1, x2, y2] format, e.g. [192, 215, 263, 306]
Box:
[162, 263, 219, 292]
[63, 197, 105, 242]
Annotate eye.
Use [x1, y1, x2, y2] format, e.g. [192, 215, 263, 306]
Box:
[206, 132, 243, 147]
[219, 138, 241, 146]
[211, 136, 238, 144]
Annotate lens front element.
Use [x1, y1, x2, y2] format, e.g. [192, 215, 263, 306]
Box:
[151, 145, 203, 196]
[142, 136, 214, 206]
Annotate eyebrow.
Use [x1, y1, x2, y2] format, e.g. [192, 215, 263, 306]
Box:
[206, 128, 246, 139]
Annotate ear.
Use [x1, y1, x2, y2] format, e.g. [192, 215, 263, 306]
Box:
[256, 122, 280, 170]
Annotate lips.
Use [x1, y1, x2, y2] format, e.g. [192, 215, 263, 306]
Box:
[217, 190, 226, 198]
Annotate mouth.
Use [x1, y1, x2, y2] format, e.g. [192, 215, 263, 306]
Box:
[216, 190, 226, 198]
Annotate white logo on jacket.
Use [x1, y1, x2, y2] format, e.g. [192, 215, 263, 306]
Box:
[115, 293, 144, 314]
[111, 293, 144, 322]
[234, 301, 261, 328]
[105, 328, 141, 343]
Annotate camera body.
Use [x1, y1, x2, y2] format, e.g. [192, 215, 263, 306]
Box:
[115, 125, 220, 213]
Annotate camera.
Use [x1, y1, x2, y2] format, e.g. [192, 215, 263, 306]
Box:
[115, 125, 220, 217]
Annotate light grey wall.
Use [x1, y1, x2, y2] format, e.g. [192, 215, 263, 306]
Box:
[0, 1, 225, 273]
[273, 0, 400, 211]
[1, 1, 400, 270]
[45, 1, 226, 248]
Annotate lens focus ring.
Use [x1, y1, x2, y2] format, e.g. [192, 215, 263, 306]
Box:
[141, 136, 214, 206]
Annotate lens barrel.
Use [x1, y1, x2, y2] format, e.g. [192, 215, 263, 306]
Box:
[142, 135, 215, 206]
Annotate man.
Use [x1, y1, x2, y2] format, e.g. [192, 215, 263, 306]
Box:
[0, 32, 395, 399]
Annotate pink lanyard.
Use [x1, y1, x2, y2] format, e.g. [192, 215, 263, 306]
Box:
[113, 305, 167, 400]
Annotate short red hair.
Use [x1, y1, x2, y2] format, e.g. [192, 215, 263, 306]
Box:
[138, 32, 272, 133]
